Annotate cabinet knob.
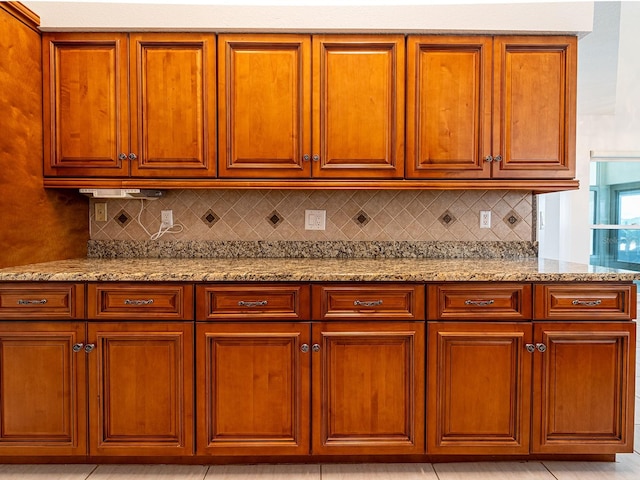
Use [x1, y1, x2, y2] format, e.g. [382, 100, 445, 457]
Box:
[494, 155, 503, 162]
[525, 344, 535, 353]
[128, 153, 138, 160]
[72, 343, 84, 353]
[301, 344, 310, 353]
[312, 154, 320, 162]
[303, 154, 310, 162]
[536, 343, 547, 353]
[84, 344, 96, 353]
[118, 153, 127, 161]
[312, 344, 320, 352]
[484, 155, 493, 162]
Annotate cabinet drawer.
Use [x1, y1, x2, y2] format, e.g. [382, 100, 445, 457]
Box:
[0, 283, 84, 319]
[428, 283, 532, 321]
[196, 284, 310, 321]
[534, 283, 636, 321]
[312, 284, 425, 321]
[88, 283, 193, 320]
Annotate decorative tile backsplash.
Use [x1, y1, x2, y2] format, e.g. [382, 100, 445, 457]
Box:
[89, 190, 534, 242]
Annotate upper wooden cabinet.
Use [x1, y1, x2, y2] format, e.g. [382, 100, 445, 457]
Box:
[43, 32, 216, 178]
[406, 35, 576, 179]
[218, 34, 405, 179]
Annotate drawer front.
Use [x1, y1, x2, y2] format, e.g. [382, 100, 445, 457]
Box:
[196, 284, 310, 321]
[428, 283, 532, 321]
[0, 283, 84, 319]
[312, 284, 425, 321]
[88, 283, 193, 320]
[534, 283, 637, 321]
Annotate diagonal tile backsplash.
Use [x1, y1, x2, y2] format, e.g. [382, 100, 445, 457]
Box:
[89, 190, 534, 242]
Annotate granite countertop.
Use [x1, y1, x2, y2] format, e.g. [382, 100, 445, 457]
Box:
[0, 257, 639, 282]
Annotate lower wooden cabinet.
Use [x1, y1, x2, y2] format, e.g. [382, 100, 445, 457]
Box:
[0, 322, 87, 456]
[87, 322, 194, 456]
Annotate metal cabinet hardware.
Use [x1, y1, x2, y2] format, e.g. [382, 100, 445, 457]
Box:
[118, 153, 127, 160]
[84, 344, 96, 353]
[572, 299, 602, 306]
[238, 300, 268, 307]
[303, 154, 310, 162]
[312, 154, 320, 162]
[484, 155, 493, 162]
[536, 343, 547, 353]
[464, 299, 495, 306]
[301, 344, 310, 353]
[128, 153, 138, 160]
[353, 299, 383, 307]
[484, 155, 502, 163]
[17, 299, 47, 305]
[494, 155, 503, 162]
[525, 344, 536, 353]
[72, 343, 84, 353]
[312, 344, 320, 352]
[124, 299, 154, 305]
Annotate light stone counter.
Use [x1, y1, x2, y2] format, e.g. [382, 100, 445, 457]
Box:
[0, 257, 639, 282]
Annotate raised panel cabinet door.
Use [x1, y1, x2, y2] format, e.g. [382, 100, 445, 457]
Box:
[0, 322, 87, 456]
[87, 322, 194, 456]
[492, 36, 576, 179]
[196, 322, 311, 455]
[406, 36, 492, 179]
[218, 34, 311, 178]
[427, 322, 532, 455]
[312, 35, 405, 179]
[129, 33, 217, 177]
[42, 33, 129, 177]
[532, 322, 636, 454]
[312, 321, 425, 455]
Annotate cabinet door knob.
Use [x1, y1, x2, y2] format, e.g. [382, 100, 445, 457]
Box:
[118, 153, 127, 161]
[536, 343, 547, 353]
[312, 344, 320, 352]
[128, 153, 138, 160]
[72, 343, 84, 353]
[303, 154, 310, 162]
[312, 154, 320, 162]
[525, 344, 535, 353]
[484, 155, 493, 162]
[84, 344, 96, 353]
[301, 344, 310, 353]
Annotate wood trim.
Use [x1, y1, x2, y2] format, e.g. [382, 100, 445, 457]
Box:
[43, 178, 580, 193]
[0, 2, 40, 31]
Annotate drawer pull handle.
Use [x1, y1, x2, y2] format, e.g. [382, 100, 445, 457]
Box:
[238, 300, 268, 307]
[124, 299, 154, 305]
[464, 299, 495, 306]
[353, 300, 383, 307]
[17, 299, 47, 305]
[572, 299, 602, 306]
[525, 344, 536, 353]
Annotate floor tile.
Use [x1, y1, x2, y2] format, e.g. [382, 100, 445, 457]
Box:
[0, 464, 96, 480]
[543, 453, 640, 479]
[322, 463, 437, 479]
[433, 461, 554, 479]
[90, 464, 208, 479]
[205, 464, 320, 479]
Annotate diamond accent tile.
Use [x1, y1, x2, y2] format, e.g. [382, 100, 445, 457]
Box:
[115, 210, 132, 227]
[267, 211, 283, 228]
[201, 209, 219, 228]
[439, 210, 456, 227]
[354, 210, 370, 226]
[504, 210, 522, 228]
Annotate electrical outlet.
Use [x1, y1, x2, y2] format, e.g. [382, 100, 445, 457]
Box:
[480, 210, 491, 229]
[305, 210, 326, 230]
[161, 210, 174, 228]
[95, 203, 107, 222]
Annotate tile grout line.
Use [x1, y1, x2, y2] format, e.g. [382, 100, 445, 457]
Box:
[540, 461, 560, 480]
[85, 464, 100, 479]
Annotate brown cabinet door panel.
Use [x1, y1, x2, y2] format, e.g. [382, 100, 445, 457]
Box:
[196, 322, 311, 455]
[532, 322, 636, 454]
[312, 321, 425, 455]
[0, 322, 87, 455]
[87, 322, 194, 456]
[427, 322, 532, 454]
[218, 34, 311, 178]
[312, 35, 404, 178]
[130, 33, 216, 177]
[406, 36, 492, 178]
[492, 36, 576, 178]
[43, 33, 129, 177]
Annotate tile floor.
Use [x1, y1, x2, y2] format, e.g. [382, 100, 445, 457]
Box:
[2, 309, 639, 480]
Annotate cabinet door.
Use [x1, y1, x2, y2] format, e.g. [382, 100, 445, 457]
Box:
[43, 33, 129, 177]
[532, 322, 636, 454]
[312, 321, 425, 455]
[406, 36, 492, 179]
[129, 33, 216, 178]
[312, 35, 405, 179]
[196, 322, 311, 455]
[427, 322, 532, 455]
[218, 34, 311, 178]
[0, 322, 87, 456]
[492, 36, 576, 179]
[87, 322, 193, 456]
